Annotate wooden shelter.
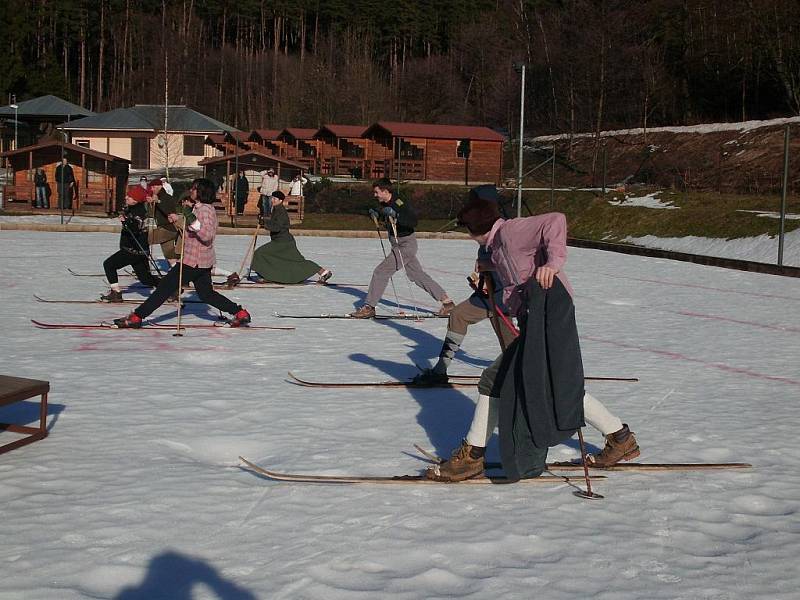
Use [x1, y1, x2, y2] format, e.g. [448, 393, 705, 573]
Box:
[1, 140, 129, 213]
[275, 128, 320, 171]
[198, 149, 306, 221]
[314, 125, 369, 177]
[248, 129, 282, 155]
[362, 122, 505, 184]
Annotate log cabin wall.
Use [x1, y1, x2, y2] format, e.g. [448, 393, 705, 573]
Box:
[425, 139, 502, 184]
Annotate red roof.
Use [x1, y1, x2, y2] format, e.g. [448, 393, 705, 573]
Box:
[251, 129, 281, 141]
[198, 148, 306, 169]
[365, 121, 505, 142]
[316, 124, 367, 138]
[279, 128, 318, 141]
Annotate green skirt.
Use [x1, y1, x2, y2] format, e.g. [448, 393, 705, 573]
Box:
[250, 236, 321, 284]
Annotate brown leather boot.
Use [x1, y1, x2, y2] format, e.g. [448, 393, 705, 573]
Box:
[100, 289, 123, 303]
[426, 440, 484, 482]
[349, 304, 375, 319]
[587, 424, 640, 467]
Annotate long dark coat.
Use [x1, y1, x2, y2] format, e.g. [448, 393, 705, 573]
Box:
[495, 277, 586, 481]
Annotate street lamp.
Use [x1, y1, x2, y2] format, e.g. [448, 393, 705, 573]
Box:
[9, 95, 18, 151]
[512, 64, 526, 218]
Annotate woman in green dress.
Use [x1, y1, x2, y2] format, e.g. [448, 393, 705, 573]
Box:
[249, 191, 333, 284]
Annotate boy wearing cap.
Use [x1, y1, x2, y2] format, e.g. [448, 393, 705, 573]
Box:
[427, 198, 639, 481]
[100, 185, 161, 302]
[350, 178, 454, 318]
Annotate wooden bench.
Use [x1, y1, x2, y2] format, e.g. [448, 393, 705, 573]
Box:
[0, 375, 49, 455]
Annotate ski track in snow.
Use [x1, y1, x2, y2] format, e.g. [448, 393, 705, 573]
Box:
[1, 231, 799, 599]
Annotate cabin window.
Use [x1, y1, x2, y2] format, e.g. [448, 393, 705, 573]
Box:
[75, 140, 90, 148]
[131, 137, 150, 169]
[457, 139, 471, 159]
[184, 135, 205, 156]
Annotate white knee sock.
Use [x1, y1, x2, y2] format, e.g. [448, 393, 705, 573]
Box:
[466, 394, 499, 448]
[583, 393, 623, 436]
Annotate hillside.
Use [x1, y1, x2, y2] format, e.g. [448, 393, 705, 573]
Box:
[527, 117, 800, 194]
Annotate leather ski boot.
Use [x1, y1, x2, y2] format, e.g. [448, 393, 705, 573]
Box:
[225, 272, 241, 289]
[349, 304, 375, 319]
[100, 289, 123, 303]
[426, 440, 485, 482]
[587, 424, 640, 467]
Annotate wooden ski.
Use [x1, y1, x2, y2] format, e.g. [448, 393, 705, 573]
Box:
[238, 457, 605, 485]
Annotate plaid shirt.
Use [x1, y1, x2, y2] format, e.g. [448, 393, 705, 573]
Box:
[181, 203, 217, 269]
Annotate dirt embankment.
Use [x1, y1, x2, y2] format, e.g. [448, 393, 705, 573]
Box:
[528, 120, 800, 195]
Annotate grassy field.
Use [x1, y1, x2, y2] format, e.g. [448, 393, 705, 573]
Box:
[294, 188, 800, 241]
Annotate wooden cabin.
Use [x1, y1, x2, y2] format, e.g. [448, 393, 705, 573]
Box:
[362, 122, 505, 184]
[0, 95, 95, 156]
[248, 129, 282, 155]
[60, 105, 235, 169]
[275, 128, 320, 172]
[205, 132, 250, 157]
[198, 149, 307, 222]
[314, 125, 369, 178]
[0, 140, 129, 213]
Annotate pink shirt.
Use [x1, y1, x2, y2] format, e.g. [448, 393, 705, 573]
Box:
[181, 203, 217, 269]
[485, 213, 572, 316]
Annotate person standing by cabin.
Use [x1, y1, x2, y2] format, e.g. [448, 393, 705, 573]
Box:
[113, 178, 252, 329]
[235, 170, 249, 215]
[238, 190, 332, 285]
[54, 157, 75, 210]
[288, 173, 307, 197]
[258, 168, 279, 218]
[350, 178, 455, 319]
[34, 168, 49, 209]
[100, 185, 161, 302]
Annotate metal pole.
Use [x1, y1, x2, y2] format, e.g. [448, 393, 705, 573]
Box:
[517, 65, 525, 218]
[602, 144, 607, 196]
[778, 124, 789, 265]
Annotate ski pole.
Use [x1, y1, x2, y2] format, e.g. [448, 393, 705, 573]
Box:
[173, 220, 188, 338]
[120, 218, 164, 278]
[388, 216, 420, 318]
[371, 212, 403, 314]
[235, 222, 262, 285]
[574, 429, 604, 500]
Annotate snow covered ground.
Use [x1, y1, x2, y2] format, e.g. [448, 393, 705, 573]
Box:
[1, 230, 799, 599]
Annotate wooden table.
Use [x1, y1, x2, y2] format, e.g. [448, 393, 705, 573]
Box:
[0, 375, 49, 455]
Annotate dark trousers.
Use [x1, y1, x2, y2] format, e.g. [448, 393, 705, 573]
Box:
[58, 185, 72, 209]
[134, 263, 241, 319]
[103, 250, 159, 287]
[236, 195, 247, 215]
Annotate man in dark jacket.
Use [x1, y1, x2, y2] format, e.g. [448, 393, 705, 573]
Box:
[350, 178, 454, 318]
[235, 171, 249, 215]
[54, 157, 75, 209]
